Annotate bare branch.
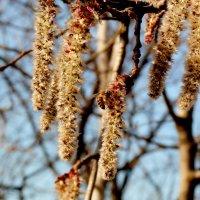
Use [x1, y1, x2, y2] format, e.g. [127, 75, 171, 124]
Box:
[0, 50, 32, 72]
[162, 89, 178, 122]
[74, 153, 99, 171]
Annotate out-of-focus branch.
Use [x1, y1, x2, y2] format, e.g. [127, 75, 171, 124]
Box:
[119, 147, 148, 171]
[108, 20, 129, 78]
[132, 133, 178, 149]
[111, 178, 122, 200]
[0, 56, 32, 78]
[140, 165, 162, 199]
[0, 45, 21, 53]
[163, 89, 178, 121]
[76, 80, 99, 159]
[0, 20, 33, 32]
[0, 26, 69, 72]
[0, 50, 32, 72]
[85, 30, 118, 65]
[74, 153, 99, 170]
[0, 184, 22, 191]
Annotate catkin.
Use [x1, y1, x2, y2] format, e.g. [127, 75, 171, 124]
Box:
[40, 67, 59, 132]
[148, 0, 188, 98]
[178, 0, 200, 110]
[56, 0, 96, 161]
[32, 0, 56, 110]
[98, 75, 127, 180]
[99, 114, 123, 180]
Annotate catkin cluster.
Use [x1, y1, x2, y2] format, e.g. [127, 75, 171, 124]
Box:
[97, 75, 128, 180]
[31, 0, 200, 188]
[32, 0, 97, 161]
[148, 0, 188, 98]
[148, 0, 200, 110]
[178, 0, 200, 110]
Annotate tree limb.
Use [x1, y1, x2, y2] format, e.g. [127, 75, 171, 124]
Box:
[0, 50, 32, 72]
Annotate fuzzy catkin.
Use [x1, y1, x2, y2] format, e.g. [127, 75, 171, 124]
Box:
[58, 121, 79, 160]
[32, 0, 56, 110]
[148, 0, 188, 99]
[56, 0, 96, 161]
[55, 169, 80, 200]
[98, 75, 127, 180]
[178, 0, 200, 110]
[40, 67, 59, 132]
[147, 0, 162, 7]
[99, 114, 123, 180]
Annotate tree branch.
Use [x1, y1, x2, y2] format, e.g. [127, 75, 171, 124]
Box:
[162, 89, 178, 122]
[74, 153, 99, 171]
[0, 50, 32, 72]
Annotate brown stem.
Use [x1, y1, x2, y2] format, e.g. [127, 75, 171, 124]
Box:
[162, 90, 178, 121]
[132, 15, 142, 69]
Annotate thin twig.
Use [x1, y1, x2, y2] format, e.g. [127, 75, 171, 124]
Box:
[0, 50, 32, 72]
[73, 153, 99, 171]
[0, 56, 32, 78]
[162, 89, 178, 122]
[131, 133, 178, 149]
[0, 45, 21, 53]
[55, 27, 68, 39]
[85, 29, 120, 65]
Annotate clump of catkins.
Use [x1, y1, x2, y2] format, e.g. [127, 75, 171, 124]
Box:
[33, 0, 98, 161]
[97, 75, 129, 180]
